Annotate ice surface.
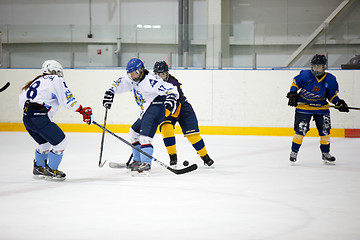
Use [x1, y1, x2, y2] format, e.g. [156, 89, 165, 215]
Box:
[1, 132, 360, 240]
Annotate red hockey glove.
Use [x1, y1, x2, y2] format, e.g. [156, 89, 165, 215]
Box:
[78, 106, 93, 125]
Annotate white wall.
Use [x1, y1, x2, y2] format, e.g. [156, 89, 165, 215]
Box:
[1, 69, 359, 129]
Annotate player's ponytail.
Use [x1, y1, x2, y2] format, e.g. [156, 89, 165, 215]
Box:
[21, 75, 44, 91]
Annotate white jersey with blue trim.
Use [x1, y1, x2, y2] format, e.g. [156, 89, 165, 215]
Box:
[19, 75, 81, 119]
[108, 72, 179, 118]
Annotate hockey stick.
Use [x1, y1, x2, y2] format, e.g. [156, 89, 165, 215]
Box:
[329, 105, 360, 110]
[307, 103, 360, 110]
[108, 154, 133, 169]
[92, 120, 198, 175]
[0, 82, 10, 92]
[98, 108, 108, 167]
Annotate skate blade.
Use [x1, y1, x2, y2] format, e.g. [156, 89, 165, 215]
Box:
[130, 170, 150, 177]
[323, 160, 335, 166]
[44, 176, 66, 181]
[32, 175, 45, 180]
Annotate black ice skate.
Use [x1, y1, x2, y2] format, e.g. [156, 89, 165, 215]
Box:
[201, 154, 214, 167]
[322, 152, 336, 165]
[33, 160, 45, 178]
[44, 164, 66, 181]
[131, 162, 151, 176]
[137, 162, 151, 173]
[169, 154, 177, 166]
[290, 151, 298, 162]
[127, 160, 141, 170]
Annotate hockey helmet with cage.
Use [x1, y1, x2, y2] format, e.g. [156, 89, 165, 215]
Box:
[126, 58, 145, 82]
[311, 54, 327, 77]
[153, 61, 169, 73]
[42, 60, 64, 77]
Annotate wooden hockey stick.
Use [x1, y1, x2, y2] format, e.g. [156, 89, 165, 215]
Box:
[92, 120, 198, 175]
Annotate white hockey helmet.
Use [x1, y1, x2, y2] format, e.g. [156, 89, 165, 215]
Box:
[42, 60, 63, 76]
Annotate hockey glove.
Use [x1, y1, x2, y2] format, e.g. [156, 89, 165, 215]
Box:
[164, 94, 177, 117]
[335, 99, 349, 112]
[286, 91, 298, 107]
[103, 90, 115, 109]
[78, 106, 93, 125]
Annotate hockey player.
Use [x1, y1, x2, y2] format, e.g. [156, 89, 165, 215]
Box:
[19, 60, 93, 180]
[102, 58, 179, 174]
[153, 61, 214, 167]
[286, 54, 349, 165]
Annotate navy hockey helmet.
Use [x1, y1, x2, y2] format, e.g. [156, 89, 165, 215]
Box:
[311, 54, 327, 66]
[311, 54, 327, 77]
[153, 61, 169, 73]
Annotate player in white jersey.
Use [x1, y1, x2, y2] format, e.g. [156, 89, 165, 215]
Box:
[19, 60, 93, 180]
[102, 58, 179, 174]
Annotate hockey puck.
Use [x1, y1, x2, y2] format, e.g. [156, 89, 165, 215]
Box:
[183, 160, 189, 166]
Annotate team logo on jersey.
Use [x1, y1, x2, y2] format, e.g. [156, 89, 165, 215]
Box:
[133, 89, 145, 110]
[313, 86, 320, 92]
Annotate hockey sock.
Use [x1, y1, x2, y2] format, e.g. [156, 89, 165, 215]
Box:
[291, 134, 304, 152]
[161, 123, 177, 155]
[186, 134, 207, 157]
[35, 150, 48, 167]
[132, 141, 141, 161]
[48, 150, 63, 170]
[320, 135, 330, 152]
[140, 144, 154, 164]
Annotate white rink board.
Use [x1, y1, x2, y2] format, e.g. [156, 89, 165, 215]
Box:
[0, 69, 359, 128]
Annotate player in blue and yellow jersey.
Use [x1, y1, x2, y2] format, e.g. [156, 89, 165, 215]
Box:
[286, 54, 349, 165]
[153, 61, 214, 167]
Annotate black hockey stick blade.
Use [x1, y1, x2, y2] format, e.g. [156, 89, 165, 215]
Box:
[166, 163, 198, 175]
[99, 160, 107, 168]
[0, 82, 10, 92]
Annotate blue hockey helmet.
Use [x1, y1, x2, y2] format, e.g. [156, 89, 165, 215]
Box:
[126, 58, 144, 82]
[126, 58, 144, 74]
[311, 54, 327, 77]
[153, 61, 169, 73]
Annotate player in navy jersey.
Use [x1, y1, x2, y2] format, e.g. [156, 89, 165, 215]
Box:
[102, 58, 179, 175]
[19, 60, 93, 180]
[286, 54, 349, 164]
[153, 61, 214, 167]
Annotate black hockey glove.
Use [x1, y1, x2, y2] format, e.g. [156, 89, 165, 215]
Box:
[164, 93, 177, 117]
[335, 99, 349, 112]
[286, 91, 298, 107]
[103, 90, 115, 109]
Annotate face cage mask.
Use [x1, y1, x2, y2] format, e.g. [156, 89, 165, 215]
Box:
[311, 64, 325, 77]
[127, 69, 143, 82]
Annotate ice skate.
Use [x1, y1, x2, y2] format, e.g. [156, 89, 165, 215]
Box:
[44, 164, 66, 181]
[169, 154, 177, 167]
[322, 152, 335, 165]
[201, 154, 214, 167]
[127, 160, 141, 170]
[290, 151, 298, 163]
[33, 160, 45, 179]
[131, 162, 151, 176]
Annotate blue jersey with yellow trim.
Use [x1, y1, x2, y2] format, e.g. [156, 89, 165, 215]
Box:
[290, 70, 340, 115]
